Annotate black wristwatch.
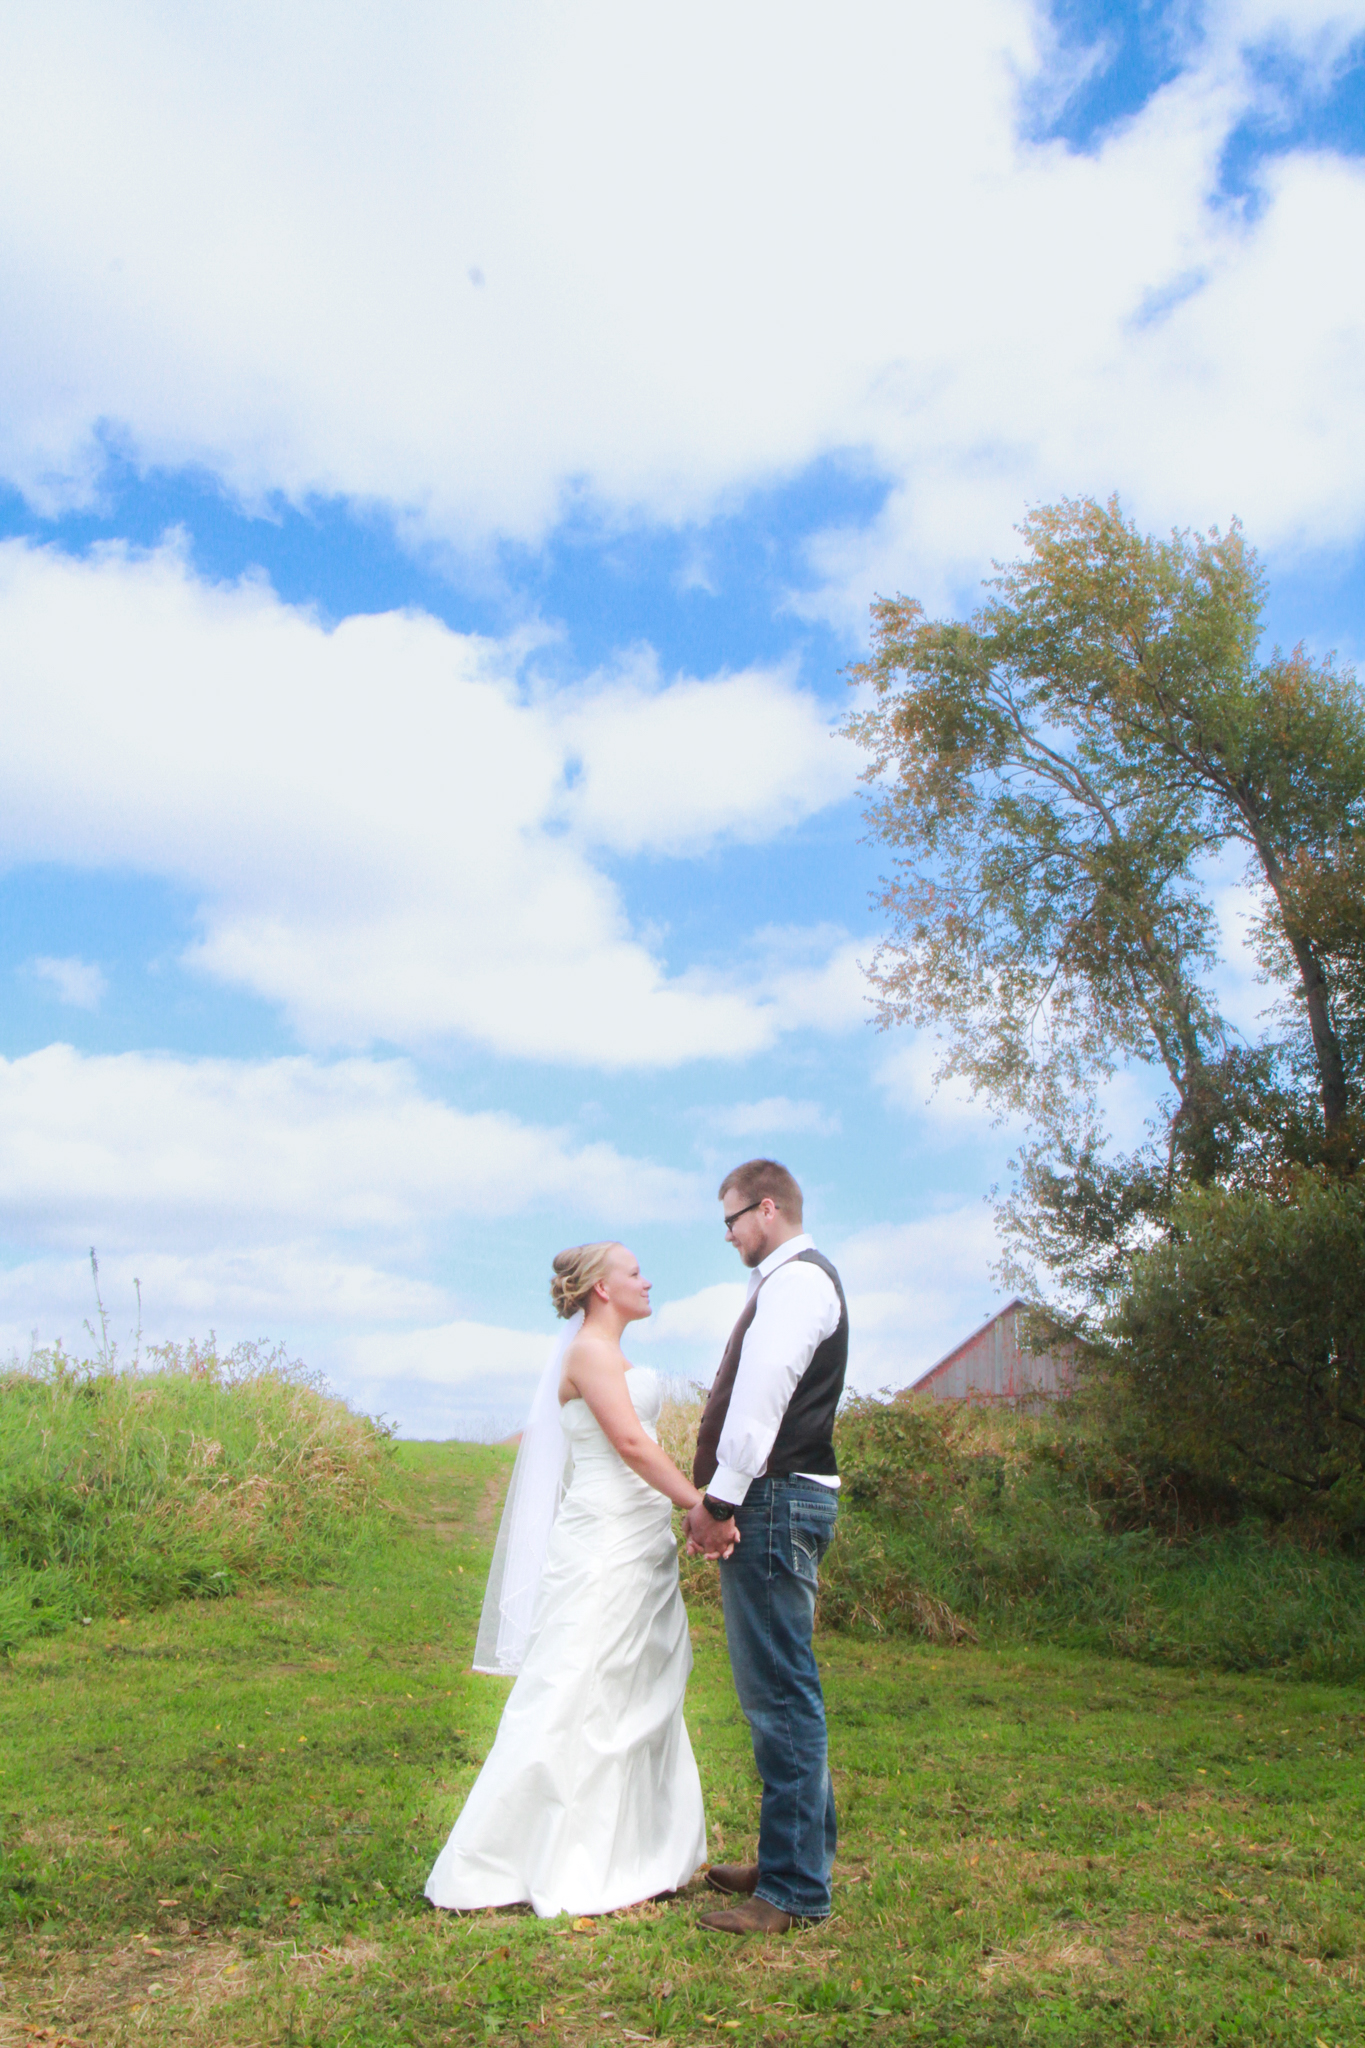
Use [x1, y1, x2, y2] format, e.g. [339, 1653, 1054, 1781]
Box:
[702, 1494, 737, 1521]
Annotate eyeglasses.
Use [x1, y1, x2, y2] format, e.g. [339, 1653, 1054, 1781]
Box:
[723, 1199, 764, 1233]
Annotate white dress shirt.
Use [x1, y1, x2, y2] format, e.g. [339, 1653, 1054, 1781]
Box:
[709, 1232, 843, 1506]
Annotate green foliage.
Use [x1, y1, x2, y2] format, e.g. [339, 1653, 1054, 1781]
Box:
[669, 1388, 1365, 1680]
[820, 1395, 1365, 1680]
[1108, 1170, 1365, 1523]
[844, 495, 1365, 1316]
[0, 1340, 394, 1651]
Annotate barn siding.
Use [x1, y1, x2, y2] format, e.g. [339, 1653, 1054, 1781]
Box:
[909, 1300, 1072, 1405]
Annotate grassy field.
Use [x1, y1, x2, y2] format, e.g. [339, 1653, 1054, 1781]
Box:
[0, 1344, 392, 1652]
[2, 1439, 1364, 2047]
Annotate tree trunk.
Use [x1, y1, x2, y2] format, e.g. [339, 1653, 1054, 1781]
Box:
[1256, 842, 1350, 1134]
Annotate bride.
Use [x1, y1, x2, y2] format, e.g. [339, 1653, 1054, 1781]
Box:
[425, 1241, 719, 1918]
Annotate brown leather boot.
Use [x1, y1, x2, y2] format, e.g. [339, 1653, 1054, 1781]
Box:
[704, 1862, 759, 1896]
[698, 1895, 801, 1935]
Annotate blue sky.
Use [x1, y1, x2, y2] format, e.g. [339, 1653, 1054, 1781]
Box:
[1, 0, 1363, 1434]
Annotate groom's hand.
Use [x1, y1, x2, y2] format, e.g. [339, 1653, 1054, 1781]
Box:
[683, 1501, 739, 1560]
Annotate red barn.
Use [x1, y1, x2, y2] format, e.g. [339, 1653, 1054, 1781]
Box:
[907, 1299, 1073, 1406]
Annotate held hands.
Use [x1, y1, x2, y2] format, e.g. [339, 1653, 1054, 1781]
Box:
[682, 1500, 740, 1561]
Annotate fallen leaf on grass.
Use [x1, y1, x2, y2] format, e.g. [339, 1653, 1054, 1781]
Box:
[571, 1916, 596, 1933]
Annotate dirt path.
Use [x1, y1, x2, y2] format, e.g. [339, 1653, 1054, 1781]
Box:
[399, 1447, 511, 1547]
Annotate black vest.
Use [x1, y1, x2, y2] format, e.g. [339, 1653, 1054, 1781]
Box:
[693, 1247, 849, 1488]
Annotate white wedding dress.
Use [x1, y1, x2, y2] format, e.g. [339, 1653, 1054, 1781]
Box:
[425, 1366, 707, 1917]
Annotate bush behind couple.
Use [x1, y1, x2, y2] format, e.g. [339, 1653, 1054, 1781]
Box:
[424, 1157, 848, 1934]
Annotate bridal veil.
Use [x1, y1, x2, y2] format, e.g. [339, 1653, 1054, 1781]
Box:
[472, 1309, 583, 1675]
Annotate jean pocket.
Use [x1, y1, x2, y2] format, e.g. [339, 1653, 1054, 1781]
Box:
[789, 1501, 836, 1586]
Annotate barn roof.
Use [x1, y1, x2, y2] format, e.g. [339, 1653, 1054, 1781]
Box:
[909, 1297, 1028, 1393]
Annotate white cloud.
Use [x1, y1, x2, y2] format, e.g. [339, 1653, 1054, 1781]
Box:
[28, 954, 105, 1009]
[1217, 2, 1365, 59]
[752, 929, 869, 1034]
[0, 1253, 554, 1439]
[0, 1042, 703, 1254]
[0, 538, 858, 1066]
[339, 1320, 555, 1439]
[0, 1244, 449, 1352]
[699, 1096, 842, 1139]
[557, 657, 857, 857]
[344, 1319, 553, 1390]
[631, 1279, 747, 1390]
[0, 1041, 1016, 1428]
[0, 4, 1362, 594]
[0, 1040, 712, 1429]
[874, 1037, 1003, 1130]
[641, 1280, 748, 1349]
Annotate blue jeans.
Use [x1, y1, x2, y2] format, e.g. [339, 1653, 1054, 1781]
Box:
[719, 1475, 838, 1920]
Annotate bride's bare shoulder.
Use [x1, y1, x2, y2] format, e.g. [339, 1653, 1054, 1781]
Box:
[561, 1327, 626, 1396]
[565, 1329, 625, 1371]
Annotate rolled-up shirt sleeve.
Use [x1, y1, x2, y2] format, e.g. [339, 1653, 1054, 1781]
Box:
[708, 1259, 841, 1505]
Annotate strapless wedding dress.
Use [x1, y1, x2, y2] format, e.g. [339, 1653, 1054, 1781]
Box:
[425, 1366, 706, 1917]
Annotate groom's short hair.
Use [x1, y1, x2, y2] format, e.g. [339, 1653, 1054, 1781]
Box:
[718, 1158, 804, 1224]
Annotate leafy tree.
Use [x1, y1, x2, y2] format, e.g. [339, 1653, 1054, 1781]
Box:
[1111, 1170, 1365, 1527]
[995, 501, 1365, 1148]
[845, 497, 1365, 1314]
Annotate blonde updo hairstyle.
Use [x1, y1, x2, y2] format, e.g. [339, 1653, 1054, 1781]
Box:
[550, 1241, 620, 1320]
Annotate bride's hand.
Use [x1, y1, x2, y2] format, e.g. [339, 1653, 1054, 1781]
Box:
[683, 1501, 740, 1560]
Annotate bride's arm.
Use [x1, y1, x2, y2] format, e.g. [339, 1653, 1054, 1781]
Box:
[563, 1337, 703, 1512]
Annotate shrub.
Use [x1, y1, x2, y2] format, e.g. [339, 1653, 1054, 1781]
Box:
[660, 1381, 1365, 1677]
[1107, 1169, 1365, 1530]
[0, 1339, 394, 1651]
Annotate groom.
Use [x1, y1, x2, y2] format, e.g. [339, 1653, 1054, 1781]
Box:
[682, 1158, 848, 1934]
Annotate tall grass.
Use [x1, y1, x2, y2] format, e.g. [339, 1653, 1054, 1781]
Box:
[660, 1388, 1365, 1681]
[0, 1341, 394, 1652]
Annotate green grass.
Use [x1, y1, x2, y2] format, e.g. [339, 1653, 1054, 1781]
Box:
[0, 1344, 393, 1651]
[811, 1395, 1365, 1682]
[2, 1440, 1364, 2046]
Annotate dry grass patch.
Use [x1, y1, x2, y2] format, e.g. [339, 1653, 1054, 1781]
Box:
[0, 1933, 253, 2046]
[0, 1932, 388, 2047]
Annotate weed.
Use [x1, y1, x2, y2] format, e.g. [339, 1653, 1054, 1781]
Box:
[0, 1341, 393, 1651]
